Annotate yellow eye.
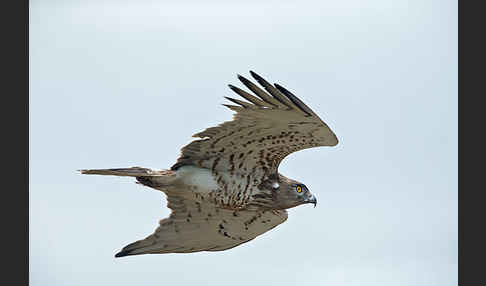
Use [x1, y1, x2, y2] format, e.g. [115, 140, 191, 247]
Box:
[296, 186, 302, 193]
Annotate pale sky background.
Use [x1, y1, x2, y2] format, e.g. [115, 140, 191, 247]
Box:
[29, 0, 457, 285]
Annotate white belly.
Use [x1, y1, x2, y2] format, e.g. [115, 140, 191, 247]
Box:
[175, 166, 219, 194]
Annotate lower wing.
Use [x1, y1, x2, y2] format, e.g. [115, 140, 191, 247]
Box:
[115, 195, 288, 257]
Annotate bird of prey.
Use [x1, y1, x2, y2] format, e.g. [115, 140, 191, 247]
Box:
[81, 71, 338, 257]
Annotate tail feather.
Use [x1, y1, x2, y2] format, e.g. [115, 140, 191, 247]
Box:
[80, 167, 177, 189]
[79, 167, 166, 177]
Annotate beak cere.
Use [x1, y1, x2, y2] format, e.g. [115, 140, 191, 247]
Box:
[306, 194, 317, 208]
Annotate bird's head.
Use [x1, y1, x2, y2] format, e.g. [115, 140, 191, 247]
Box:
[258, 174, 317, 210]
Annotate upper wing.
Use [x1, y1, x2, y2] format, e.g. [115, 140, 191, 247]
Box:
[172, 71, 338, 179]
[115, 195, 288, 256]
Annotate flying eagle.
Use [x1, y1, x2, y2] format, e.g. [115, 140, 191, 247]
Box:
[81, 71, 338, 257]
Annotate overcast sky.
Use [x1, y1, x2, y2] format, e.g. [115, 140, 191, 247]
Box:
[30, 0, 457, 285]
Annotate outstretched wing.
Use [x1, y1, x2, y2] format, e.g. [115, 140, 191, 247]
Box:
[115, 195, 287, 256]
[172, 71, 338, 179]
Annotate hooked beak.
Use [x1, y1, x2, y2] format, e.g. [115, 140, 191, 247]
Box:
[306, 194, 317, 208]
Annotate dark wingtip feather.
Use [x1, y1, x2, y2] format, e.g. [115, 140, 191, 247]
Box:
[249, 70, 258, 78]
[273, 83, 289, 93]
[228, 84, 244, 94]
[249, 71, 296, 108]
[249, 70, 266, 84]
[249, 71, 266, 86]
[114, 250, 131, 258]
[228, 83, 268, 107]
[222, 104, 243, 112]
[237, 74, 251, 84]
[224, 96, 249, 108]
[274, 83, 313, 116]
